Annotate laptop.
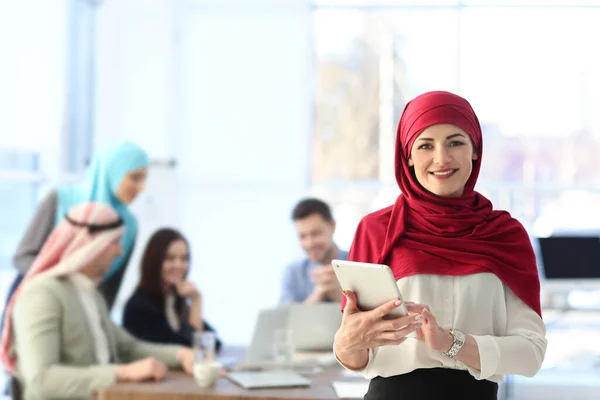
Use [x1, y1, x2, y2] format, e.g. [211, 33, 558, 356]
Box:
[227, 370, 311, 389]
[235, 303, 342, 370]
[243, 307, 289, 366]
[288, 302, 342, 351]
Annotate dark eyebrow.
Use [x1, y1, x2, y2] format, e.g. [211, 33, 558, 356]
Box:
[416, 133, 467, 142]
[447, 133, 467, 140]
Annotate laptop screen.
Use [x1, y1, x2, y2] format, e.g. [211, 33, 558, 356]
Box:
[539, 236, 600, 280]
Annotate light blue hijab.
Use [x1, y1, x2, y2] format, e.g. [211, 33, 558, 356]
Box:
[55, 141, 149, 279]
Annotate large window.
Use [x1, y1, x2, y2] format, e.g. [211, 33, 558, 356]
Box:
[0, 0, 94, 276]
[312, 1, 600, 246]
[0, 0, 73, 318]
[0, 152, 41, 269]
[312, 8, 458, 184]
[0, 0, 66, 279]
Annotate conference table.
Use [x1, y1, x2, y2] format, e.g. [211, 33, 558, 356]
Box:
[98, 347, 367, 400]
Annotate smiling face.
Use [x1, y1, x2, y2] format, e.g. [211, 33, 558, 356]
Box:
[161, 239, 190, 288]
[408, 123, 478, 198]
[294, 213, 336, 264]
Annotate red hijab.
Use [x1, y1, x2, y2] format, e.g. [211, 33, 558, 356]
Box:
[345, 91, 541, 316]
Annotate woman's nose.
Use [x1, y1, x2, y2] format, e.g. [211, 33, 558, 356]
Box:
[434, 147, 451, 164]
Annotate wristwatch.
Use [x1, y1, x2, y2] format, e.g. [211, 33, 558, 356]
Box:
[442, 329, 465, 359]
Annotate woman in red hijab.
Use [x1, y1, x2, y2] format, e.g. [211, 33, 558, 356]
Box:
[333, 91, 546, 400]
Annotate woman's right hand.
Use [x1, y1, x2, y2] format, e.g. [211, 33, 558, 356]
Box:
[175, 281, 200, 300]
[333, 290, 422, 369]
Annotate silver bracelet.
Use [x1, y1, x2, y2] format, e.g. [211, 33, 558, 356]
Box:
[442, 329, 465, 359]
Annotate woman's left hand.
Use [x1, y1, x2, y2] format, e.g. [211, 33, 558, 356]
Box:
[410, 305, 453, 353]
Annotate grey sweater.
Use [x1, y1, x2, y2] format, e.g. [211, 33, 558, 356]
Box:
[13, 190, 58, 274]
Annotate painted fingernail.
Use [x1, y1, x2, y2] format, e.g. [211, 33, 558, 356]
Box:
[415, 315, 423, 321]
[394, 300, 402, 306]
[414, 323, 423, 328]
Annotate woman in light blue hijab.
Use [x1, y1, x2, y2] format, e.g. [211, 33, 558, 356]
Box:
[6, 141, 149, 310]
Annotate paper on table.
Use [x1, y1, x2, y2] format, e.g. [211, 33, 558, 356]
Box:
[331, 381, 370, 399]
[341, 369, 364, 378]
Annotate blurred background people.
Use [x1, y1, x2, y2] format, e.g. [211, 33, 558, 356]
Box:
[1, 203, 194, 400]
[6, 141, 149, 311]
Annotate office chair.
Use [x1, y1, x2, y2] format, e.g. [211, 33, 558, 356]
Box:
[9, 377, 21, 400]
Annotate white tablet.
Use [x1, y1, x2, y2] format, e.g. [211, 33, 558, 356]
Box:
[331, 259, 408, 320]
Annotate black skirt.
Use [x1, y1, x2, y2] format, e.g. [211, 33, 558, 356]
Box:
[364, 368, 498, 400]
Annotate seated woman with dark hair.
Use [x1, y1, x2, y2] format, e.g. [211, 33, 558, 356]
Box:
[123, 228, 222, 351]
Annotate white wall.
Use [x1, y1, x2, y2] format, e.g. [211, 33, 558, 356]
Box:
[94, 0, 182, 322]
[94, 0, 313, 344]
[95, 0, 178, 158]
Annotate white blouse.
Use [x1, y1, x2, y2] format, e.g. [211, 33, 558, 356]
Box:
[69, 273, 111, 365]
[165, 294, 181, 332]
[338, 272, 547, 383]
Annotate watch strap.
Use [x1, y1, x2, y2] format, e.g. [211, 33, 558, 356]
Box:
[442, 329, 465, 359]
